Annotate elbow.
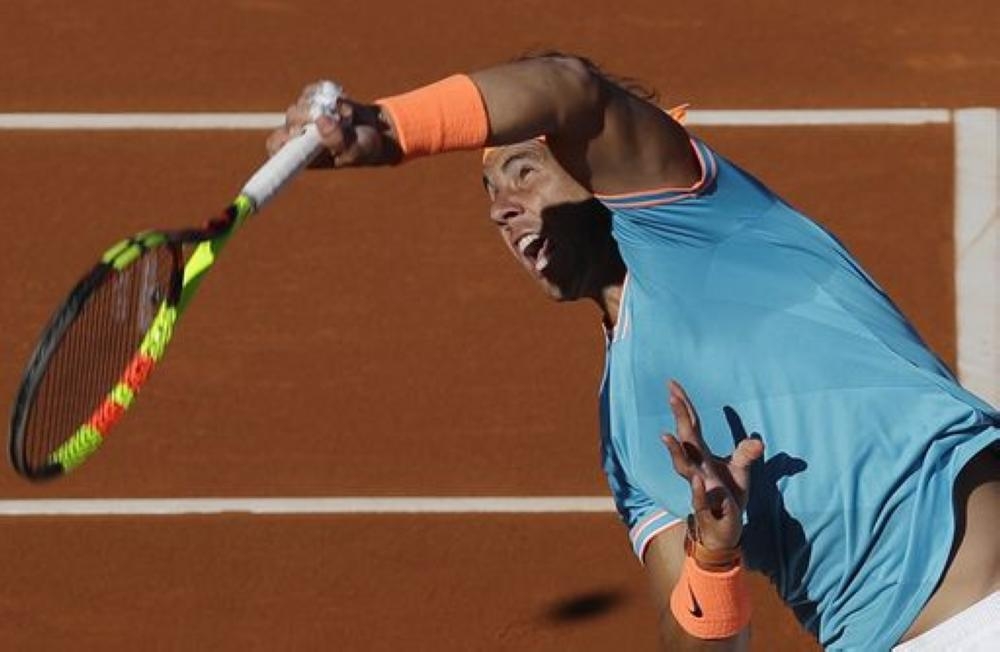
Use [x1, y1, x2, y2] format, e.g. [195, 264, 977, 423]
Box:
[547, 55, 597, 89]
[539, 55, 604, 132]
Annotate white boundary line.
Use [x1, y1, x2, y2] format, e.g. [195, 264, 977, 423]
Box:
[0, 497, 615, 516]
[0, 108, 953, 130]
[955, 109, 1000, 406]
[689, 108, 951, 126]
[0, 113, 286, 130]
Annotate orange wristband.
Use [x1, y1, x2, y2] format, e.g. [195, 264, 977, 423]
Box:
[376, 74, 489, 161]
[669, 556, 751, 639]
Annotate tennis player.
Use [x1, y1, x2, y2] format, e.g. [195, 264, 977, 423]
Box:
[268, 54, 1000, 650]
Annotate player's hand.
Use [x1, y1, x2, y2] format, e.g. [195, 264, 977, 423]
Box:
[265, 84, 401, 168]
[661, 380, 764, 551]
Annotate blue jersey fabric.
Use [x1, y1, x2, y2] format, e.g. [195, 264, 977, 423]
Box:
[597, 139, 999, 650]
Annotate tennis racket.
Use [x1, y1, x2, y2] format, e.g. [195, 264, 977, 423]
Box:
[8, 81, 343, 481]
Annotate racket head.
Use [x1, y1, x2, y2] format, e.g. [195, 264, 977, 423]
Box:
[9, 232, 184, 480]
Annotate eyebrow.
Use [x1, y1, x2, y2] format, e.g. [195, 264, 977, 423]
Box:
[499, 151, 536, 176]
[483, 150, 536, 188]
[482, 148, 542, 193]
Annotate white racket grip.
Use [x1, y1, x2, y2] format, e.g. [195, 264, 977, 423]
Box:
[240, 80, 343, 211]
[241, 124, 323, 211]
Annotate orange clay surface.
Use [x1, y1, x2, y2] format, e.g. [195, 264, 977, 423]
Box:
[0, 1, 997, 649]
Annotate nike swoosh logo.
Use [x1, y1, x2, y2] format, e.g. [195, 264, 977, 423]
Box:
[687, 585, 703, 618]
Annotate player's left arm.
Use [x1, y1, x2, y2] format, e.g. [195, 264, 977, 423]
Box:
[644, 526, 751, 651]
[651, 381, 764, 649]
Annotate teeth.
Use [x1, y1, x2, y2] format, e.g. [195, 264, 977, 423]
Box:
[535, 249, 550, 271]
[517, 233, 540, 255]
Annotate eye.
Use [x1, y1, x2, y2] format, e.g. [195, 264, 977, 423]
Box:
[516, 164, 536, 184]
[482, 177, 497, 201]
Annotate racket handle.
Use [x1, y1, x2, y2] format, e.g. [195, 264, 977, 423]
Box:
[241, 80, 343, 211]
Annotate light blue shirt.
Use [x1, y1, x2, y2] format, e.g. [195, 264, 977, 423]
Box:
[597, 139, 999, 650]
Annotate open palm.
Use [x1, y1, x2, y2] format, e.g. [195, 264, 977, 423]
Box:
[661, 380, 765, 551]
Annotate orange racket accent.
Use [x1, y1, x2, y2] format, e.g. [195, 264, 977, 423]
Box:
[88, 399, 126, 436]
[123, 354, 156, 390]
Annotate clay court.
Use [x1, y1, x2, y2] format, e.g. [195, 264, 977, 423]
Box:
[1, 1, 998, 649]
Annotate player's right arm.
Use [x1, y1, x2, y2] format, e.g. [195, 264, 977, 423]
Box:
[266, 54, 699, 196]
[468, 56, 697, 195]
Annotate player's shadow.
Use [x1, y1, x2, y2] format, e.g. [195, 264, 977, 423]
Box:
[542, 588, 629, 624]
[722, 406, 820, 632]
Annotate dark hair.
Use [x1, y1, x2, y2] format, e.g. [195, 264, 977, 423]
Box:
[513, 49, 659, 102]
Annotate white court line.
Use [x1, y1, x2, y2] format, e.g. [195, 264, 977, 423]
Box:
[0, 113, 286, 129]
[955, 109, 1000, 406]
[0, 497, 615, 517]
[0, 109, 953, 130]
[689, 108, 951, 126]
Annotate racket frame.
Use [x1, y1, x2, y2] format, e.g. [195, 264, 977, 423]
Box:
[8, 80, 342, 480]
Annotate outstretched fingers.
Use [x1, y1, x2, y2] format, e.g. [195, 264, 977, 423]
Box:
[727, 437, 765, 506]
[667, 380, 713, 455]
[662, 380, 708, 478]
[662, 433, 697, 479]
[731, 437, 765, 470]
[668, 380, 699, 430]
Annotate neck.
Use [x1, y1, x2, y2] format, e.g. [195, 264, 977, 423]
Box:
[576, 228, 626, 329]
[587, 246, 626, 329]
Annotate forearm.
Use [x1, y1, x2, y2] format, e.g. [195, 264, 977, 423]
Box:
[273, 53, 695, 192]
[655, 605, 750, 652]
[651, 567, 752, 652]
[645, 520, 751, 652]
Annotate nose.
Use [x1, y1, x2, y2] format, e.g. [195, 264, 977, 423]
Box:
[489, 193, 522, 227]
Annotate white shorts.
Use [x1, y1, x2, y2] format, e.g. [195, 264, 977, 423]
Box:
[892, 591, 1000, 651]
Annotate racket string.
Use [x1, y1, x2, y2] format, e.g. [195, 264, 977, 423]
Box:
[20, 246, 177, 472]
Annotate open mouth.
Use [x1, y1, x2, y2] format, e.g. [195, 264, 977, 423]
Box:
[516, 233, 551, 272]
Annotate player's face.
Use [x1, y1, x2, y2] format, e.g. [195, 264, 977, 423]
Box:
[482, 141, 615, 301]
